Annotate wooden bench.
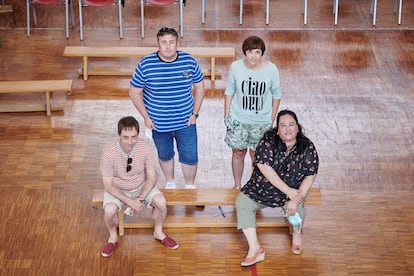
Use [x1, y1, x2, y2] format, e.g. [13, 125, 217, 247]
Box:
[0, 80, 72, 116]
[92, 188, 322, 236]
[63, 46, 236, 83]
[0, 5, 16, 27]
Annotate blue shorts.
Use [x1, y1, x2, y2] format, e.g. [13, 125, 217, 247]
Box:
[152, 124, 198, 165]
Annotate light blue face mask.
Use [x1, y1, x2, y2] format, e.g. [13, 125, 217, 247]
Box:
[287, 212, 302, 233]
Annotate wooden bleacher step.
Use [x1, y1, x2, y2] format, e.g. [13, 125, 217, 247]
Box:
[92, 188, 322, 234]
[0, 80, 72, 116]
[63, 46, 235, 83]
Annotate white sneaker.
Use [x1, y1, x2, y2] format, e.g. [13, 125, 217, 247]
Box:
[165, 181, 176, 189]
[184, 184, 196, 189]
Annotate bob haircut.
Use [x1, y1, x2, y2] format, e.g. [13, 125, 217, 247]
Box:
[242, 36, 266, 56]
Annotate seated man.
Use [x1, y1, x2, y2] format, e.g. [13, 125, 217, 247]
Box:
[100, 116, 179, 257]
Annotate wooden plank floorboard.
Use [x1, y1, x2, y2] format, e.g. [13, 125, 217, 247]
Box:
[0, 0, 413, 275]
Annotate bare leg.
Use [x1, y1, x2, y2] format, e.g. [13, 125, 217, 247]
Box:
[182, 163, 197, 185]
[242, 227, 262, 258]
[103, 203, 119, 243]
[291, 227, 303, 254]
[248, 149, 255, 168]
[232, 149, 247, 189]
[150, 194, 168, 240]
[159, 158, 175, 182]
[151, 194, 179, 249]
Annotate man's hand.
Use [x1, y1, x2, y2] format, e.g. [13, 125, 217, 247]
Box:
[144, 117, 155, 130]
[128, 198, 145, 214]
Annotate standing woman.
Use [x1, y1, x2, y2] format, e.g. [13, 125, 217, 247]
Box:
[235, 109, 319, 266]
[224, 36, 281, 189]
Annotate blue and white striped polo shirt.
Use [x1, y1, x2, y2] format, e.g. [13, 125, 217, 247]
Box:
[130, 50, 204, 132]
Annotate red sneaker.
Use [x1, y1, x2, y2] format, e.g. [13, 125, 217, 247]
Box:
[159, 236, 179, 250]
[101, 241, 118, 257]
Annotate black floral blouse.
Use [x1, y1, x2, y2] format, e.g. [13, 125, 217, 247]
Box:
[241, 131, 319, 208]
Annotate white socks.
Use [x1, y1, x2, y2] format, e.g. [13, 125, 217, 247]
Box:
[165, 181, 176, 189]
[165, 181, 196, 189]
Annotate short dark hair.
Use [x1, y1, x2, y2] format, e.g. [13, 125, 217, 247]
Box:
[157, 27, 179, 40]
[117, 116, 139, 135]
[242, 36, 266, 56]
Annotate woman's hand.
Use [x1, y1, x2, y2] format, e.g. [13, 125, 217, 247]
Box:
[285, 188, 305, 216]
[284, 200, 298, 217]
[286, 188, 304, 204]
[224, 115, 229, 128]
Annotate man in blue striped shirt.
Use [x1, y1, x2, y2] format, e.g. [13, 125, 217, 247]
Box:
[129, 27, 205, 190]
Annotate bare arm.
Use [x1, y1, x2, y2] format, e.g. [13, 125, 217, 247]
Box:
[102, 175, 137, 209]
[257, 163, 317, 216]
[224, 94, 233, 118]
[102, 165, 157, 214]
[137, 165, 157, 204]
[271, 98, 281, 125]
[257, 163, 293, 196]
[297, 174, 317, 201]
[284, 174, 317, 216]
[129, 86, 155, 129]
[188, 80, 205, 124]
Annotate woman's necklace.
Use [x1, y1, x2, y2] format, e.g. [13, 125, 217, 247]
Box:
[285, 144, 296, 156]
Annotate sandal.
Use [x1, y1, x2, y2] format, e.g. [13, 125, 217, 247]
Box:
[291, 230, 303, 255]
[241, 247, 265, 267]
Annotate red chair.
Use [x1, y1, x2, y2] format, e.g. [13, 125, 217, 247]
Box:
[26, 0, 75, 38]
[78, 0, 123, 41]
[141, 0, 184, 38]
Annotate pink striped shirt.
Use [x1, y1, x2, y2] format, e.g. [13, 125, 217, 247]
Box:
[100, 138, 155, 191]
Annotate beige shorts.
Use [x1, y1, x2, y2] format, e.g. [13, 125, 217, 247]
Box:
[103, 186, 162, 210]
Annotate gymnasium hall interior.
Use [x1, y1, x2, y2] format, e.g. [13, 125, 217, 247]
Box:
[0, 0, 413, 275]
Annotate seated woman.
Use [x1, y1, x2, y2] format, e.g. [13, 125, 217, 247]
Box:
[235, 109, 319, 266]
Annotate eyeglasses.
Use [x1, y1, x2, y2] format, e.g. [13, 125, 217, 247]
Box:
[126, 157, 133, 172]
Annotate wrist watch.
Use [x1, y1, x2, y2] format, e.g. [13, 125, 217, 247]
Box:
[192, 112, 199, 118]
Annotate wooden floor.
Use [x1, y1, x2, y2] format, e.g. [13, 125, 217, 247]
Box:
[1, 0, 414, 275]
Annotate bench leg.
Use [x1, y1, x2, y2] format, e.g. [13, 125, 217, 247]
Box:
[83, 56, 88, 80]
[118, 209, 125, 236]
[45, 91, 51, 116]
[210, 57, 216, 82]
